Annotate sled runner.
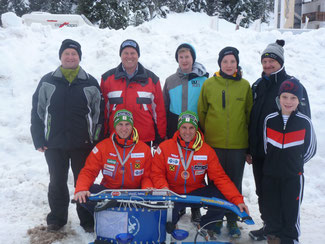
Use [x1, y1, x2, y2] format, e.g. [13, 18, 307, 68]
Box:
[87, 189, 254, 244]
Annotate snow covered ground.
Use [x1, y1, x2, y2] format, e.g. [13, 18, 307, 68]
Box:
[0, 11, 325, 244]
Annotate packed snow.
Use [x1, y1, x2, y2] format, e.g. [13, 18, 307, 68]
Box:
[0, 11, 324, 244]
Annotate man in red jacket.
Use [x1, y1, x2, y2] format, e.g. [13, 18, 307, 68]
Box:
[100, 39, 166, 147]
[151, 111, 249, 234]
[74, 109, 153, 206]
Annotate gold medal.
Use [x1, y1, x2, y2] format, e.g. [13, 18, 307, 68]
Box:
[181, 170, 190, 180]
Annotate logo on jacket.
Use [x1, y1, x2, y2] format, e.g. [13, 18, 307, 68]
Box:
[135, 163, 140, 169]
[169, 165, 176, 171]
[191, 80, 200, 87]
[193, 155, 207, 161]
[167, 157, 180, 165]
[107, 159, 116, 164]
[131, 153, 144, 158]
[92, 146, 99, 154]
[134, 169, 144, 176]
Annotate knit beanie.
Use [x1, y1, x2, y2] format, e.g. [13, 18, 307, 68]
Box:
[59, 39, 82, 60]
[175, 43, 196, 64]
[261, 40, 285, 67]
[278, 77, 303, 101]
[218, 46, 239, 67]
[113, 109, 134, 128]
[119, 39, 140, 57]
[177, 111, 199, 130]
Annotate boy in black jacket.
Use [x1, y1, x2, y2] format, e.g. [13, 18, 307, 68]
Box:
[262, 78, 317, 244]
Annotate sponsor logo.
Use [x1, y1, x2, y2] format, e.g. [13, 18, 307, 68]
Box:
[107, 159, 116, 164]
[134, 169, 144, 176]
[103, 169, 113, 177]
[134, 163, 140, 169]
[104, 164, 115, 171]
[131, 153, 145, 158]
[109, 153, 117, 157]
[92, 146, 98, 154]
[195, 170, 205, 175]
[201, 198, 225, 205]
[236, 97, 244, 101]
[193, 164, 208, 170]
[128, 215, 140, 235]
[191, 79, 201, 87]
[171, 154, 179, 158]
[167, 157, 180, 165]
[193, 155, 207, 161]
[169, 165, 175, 171]
[156, 147, 161, 155]
[111, 191, 121, 196]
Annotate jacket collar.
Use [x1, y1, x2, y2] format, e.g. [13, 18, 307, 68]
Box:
[52, 66, 89, 80]
[114, 62, 148, 84]
[262, 66, 286, 83]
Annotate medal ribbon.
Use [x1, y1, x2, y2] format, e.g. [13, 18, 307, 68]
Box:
[112, 134, 136, 167]
[177, 142, 194, 171]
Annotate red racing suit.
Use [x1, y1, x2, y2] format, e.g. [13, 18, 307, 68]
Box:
[100, 63, 166, 143]
[151, 130, 244, 205]
[75, 130, 153, 193]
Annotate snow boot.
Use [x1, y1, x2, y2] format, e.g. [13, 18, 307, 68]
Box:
[227, 221, 241, 238]
[191, 207, 201, 223]
[249, 226, 267, 241]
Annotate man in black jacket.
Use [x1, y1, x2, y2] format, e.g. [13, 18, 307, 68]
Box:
[31, 39, 104, 232]
[247, 40, 311, 241]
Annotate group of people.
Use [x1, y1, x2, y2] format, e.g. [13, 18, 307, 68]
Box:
[30, 38, 317, 244]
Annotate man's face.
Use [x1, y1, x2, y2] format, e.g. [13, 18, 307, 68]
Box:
[279, 92, 299, 115]
[179, 123, 196, 143]
[115, 121, 133, 139]
[60, 48, 80, 69]
[178, 50, 193, 73]
[220, 54, 237, 76]
[121, 47, 139, 72]
[262, 57, 281, 76]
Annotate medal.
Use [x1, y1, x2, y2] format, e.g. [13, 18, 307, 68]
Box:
[181, 170, 190, 180]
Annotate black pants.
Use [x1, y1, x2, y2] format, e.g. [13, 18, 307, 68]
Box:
[252, 156, 265, 221]
[45, 148, 94, 228]
[213, 148, 246, 222]
[262, 175, 304, 244]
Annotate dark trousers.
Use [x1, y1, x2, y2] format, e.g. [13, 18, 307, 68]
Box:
[172, 185, 227, 229]
[262, 175, 304, 244]
[252, 156, 265, 221]
[44, 148, 94, 228]
[213, 148, 246, 222]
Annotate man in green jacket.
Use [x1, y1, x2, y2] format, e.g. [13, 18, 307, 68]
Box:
[197, 46, 252, 238]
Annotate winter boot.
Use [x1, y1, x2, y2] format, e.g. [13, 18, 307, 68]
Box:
[249, 226, 267, 241]
[227, 221, 241, 238]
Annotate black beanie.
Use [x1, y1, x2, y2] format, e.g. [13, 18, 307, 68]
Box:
[278, 77, 303, 101]
[218, 46, 239, 67]
[59, 39, 82, 60]
[175, 43, 196, 64]
[119, 39, 140, 57]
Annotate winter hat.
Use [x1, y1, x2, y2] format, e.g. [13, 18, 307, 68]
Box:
[59, 39, 82, 60]
[119, 39, 140, 57]
[113, 109, 134, 128]
[177, 111, 199, 130]
[218, 46, 239, 67]
[261, 40, 285, 67]
[278, 77, 303, 101]
[175, 43, 196, 64]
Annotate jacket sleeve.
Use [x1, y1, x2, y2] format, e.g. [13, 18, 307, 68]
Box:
[197, 82, 208, 131]
[245, 83, 253, 127]
[141, 145, 154, 189]
[100, 76, 109, 137]
[163, 81, 170, 115]
[153, 80, 167, 139]
[303, 117, 317, 163]
[151, 146, 169, 189]
[207, 149, 244, 205]
[30, 78, 46, 150]
[91, 78, 105, 143]
[75, 144, 103, 193]
[301, 86, 311, 118]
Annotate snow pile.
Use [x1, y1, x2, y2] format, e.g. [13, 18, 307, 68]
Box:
[0, 11, 324, 243]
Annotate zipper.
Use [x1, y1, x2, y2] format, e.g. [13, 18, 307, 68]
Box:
[130, 162, 134, 182]
[222, 90, 226, 108]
